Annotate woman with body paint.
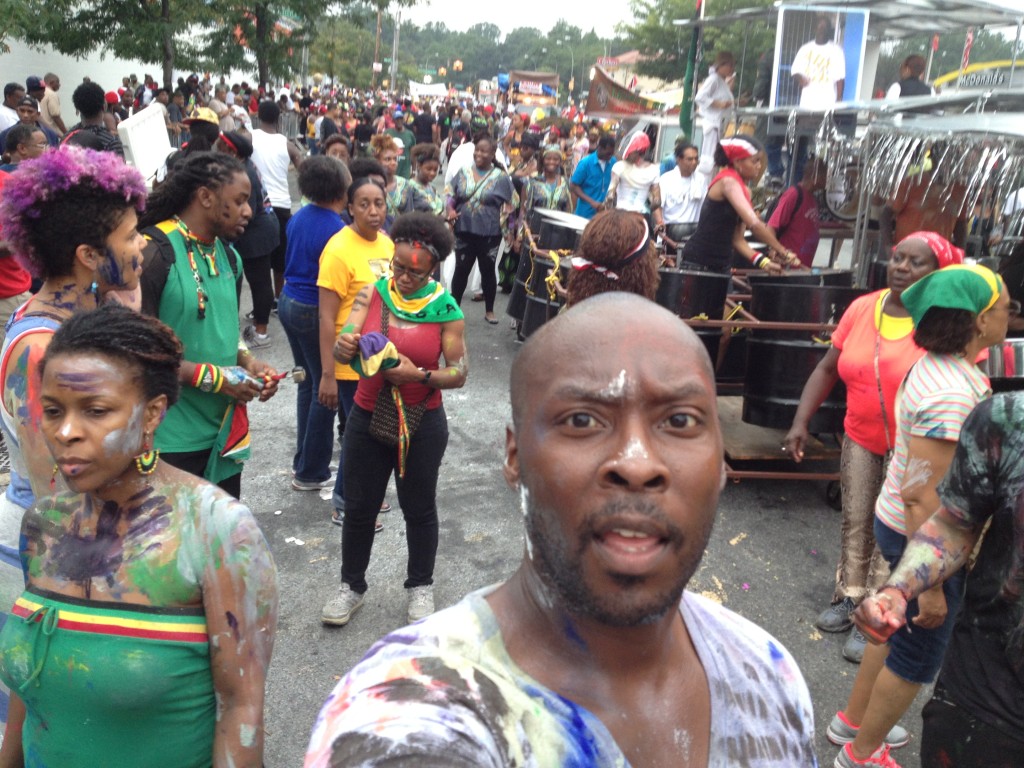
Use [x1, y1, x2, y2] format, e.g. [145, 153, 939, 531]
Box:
[0, 304, 278, 768]
[677, 136, 798, 275]
[826, 264, 1011, 768]
[0, 149, 147, 726]
[324, 211, 468, 628]
[784, 232, 963, 665]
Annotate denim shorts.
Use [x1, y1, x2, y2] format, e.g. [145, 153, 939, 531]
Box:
[873, 517, 965, 685]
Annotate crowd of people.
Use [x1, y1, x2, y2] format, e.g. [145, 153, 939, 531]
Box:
[0, 56, 1017, 768]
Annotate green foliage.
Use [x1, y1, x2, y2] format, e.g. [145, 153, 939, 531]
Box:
[16, 0, 216, 85]
[621, 0, 776, 95]
[306, 14, 623, 100]
[874, 29, 1020, 93]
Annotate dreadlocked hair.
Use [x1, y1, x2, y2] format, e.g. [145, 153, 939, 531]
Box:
[0, 146, 146, 279]
[390, 211, 454, 264]
[566, 210, 659, 307]
[139, 151, 245, 229]
[41, 304, 184, 407]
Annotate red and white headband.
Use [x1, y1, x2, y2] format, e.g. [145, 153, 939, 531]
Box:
[720, 137, 759, 163]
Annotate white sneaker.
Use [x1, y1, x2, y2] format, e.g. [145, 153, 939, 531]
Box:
[407, 585, 434, 622]
[321, 584, 364, 626]
[242, 324, 271, 349]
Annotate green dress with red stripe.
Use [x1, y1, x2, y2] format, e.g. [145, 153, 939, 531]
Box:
[0, 587, 214, 767]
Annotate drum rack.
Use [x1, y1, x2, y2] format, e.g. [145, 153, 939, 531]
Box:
[689, 271, 842, 487]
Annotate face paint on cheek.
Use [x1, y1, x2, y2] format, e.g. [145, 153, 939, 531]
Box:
[102, 403, 144, 456]
[97, 247, 124, 287]
[519, 484, 534, 560]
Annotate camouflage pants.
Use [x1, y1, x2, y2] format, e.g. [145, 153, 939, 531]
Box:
[834, 436, 890, 603]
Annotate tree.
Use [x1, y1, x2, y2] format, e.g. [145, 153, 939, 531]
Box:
[203, 0, 325, 88]
[18, 0, 215, 89]
[621, 0, 776, 92]
[875, 29, 1019, 93]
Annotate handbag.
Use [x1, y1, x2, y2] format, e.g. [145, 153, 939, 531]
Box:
[367, 301, 428, 447]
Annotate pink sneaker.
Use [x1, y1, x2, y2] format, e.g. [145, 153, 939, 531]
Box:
[834, 742, 902, 768]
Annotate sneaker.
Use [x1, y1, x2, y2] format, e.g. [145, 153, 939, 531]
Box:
[407, 585, 434, 622]
[242, 324, 272, 349]
[827, 711, 911, 749]
[321, 584, 364, 626]
[816, 597, 856, 633]
[291, 474, 334, 491]
[843, 628, 867, 663]
[834, 742, 902, 768]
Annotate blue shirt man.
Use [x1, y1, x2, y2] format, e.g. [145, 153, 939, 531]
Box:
[570, 136, 615, 219]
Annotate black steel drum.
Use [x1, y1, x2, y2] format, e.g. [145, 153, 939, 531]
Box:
[655, 268, 730, 364]
[742, 283, 865, 432]
[520, 256, 568, 338]
[505, 242, 533, 322]
[979, 339, 1024, 393]
[531, 209, 589, 251]
[746, 268, 854, 288]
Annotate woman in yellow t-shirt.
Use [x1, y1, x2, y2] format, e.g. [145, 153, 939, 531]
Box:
[317, 177, 394, 525]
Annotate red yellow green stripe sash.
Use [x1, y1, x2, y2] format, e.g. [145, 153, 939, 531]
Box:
[12, 595, 208, 644]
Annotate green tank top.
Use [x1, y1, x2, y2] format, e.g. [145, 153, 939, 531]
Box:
[149, 224, 244, 483]
[0, 587, 214, 767]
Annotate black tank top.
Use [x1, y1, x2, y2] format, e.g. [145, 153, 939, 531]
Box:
[680, 192, 741, 273]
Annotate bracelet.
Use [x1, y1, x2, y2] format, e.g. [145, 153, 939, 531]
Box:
[752, 253, 771, 271]
[194, 364, 225, 393]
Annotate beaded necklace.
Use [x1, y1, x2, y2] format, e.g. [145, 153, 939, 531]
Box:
[173, 216, 220, 320]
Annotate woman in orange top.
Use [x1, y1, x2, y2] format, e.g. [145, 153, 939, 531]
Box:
[783, 232, 963, 664]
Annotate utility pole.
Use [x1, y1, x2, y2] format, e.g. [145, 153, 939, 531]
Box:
[371, 4, 383, 89]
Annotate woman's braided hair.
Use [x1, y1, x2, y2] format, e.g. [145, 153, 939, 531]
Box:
[139, 151, 245, 229]
[41, 304, 184, 406]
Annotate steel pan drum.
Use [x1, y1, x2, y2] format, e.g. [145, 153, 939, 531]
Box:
[746, 268, 854, 288]
[520, 256, 568, 338]
[979, 339, 1024, 393]
[655, 268, 731, 363]
[742, 283, 865, 432]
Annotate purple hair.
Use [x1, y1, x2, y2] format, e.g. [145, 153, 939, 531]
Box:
[0, 146, 146, 276]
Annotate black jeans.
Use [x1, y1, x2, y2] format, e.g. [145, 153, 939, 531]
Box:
[451, 233, 501, 312]
[161, 449, 241, 499]
[242, 253, 275, 326]
[341, 404, 449, 593]
[270, 207, 291, 294]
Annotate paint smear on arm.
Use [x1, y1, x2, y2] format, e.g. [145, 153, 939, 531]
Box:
[902, 457, 933, 493]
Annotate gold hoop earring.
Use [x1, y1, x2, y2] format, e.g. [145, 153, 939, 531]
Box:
[135, 450, 160, 476]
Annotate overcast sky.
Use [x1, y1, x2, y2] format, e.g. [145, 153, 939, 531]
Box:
[400, 0, 633, 40]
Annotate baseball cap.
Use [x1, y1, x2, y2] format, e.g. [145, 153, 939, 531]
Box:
[182, 107, 219, 126]
[25, 76, 44, 91]
[105, 91, 119, 105]
[16, 96, 38, 110]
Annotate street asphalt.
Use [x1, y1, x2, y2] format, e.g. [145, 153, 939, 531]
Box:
[243, 288, 929, 767]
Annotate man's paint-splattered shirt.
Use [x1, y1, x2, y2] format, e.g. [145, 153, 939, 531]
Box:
[305, 588, 818, 767]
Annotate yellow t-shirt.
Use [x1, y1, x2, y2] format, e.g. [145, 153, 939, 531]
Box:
[317, 226, 394, 380]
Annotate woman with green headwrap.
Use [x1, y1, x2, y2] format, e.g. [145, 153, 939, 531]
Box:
[502, 145, 573, 294]
[829, 263, 1014, 768]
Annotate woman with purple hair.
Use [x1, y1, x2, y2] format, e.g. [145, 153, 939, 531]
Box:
[0, 147, 146, 724]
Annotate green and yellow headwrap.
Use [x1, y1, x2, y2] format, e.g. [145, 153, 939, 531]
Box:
[542, 143, 564, 160]
[900, 263, 1004, 327]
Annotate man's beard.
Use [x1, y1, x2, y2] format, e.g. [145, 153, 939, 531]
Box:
[522, 490, 714, 627]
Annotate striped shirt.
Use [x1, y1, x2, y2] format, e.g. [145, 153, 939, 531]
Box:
[875, 351, 990, 533]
